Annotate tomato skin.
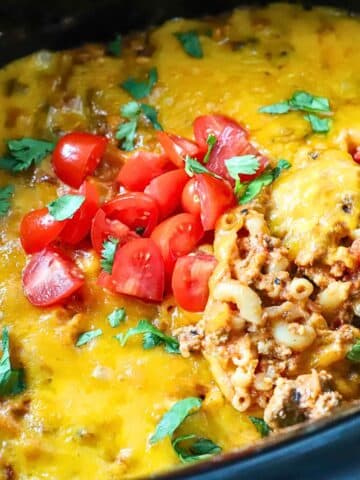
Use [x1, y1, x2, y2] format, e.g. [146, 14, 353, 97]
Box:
[352, 146, 360, 164]
[20, 208, 66, 254]
[193, 114, 248, 150]
[181, 178, 201, 216]
[52, 132, 107, 188]
[144, 169, 189, 219]
[111, 238, 165, 302]
[151, 213, 204, 279]
[172, 252, 217, 312]
[116, 151, 171, 191]
[97, 271, 116, 292]
[59, 181, 99, 245]
[157, 131, 202, 167]
[102, 192, 159, 237]
[91, 209, 138, 254]
[22, 248, 84, 307]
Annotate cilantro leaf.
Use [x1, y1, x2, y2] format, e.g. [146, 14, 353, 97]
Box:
[289, 91, 330, 113]
[258, 101, 290, 114]
[225, 155, 259, 180]
[304, 114, 331, 133]
[185, 156, 220, 179]
[121, 101, 142, 119]
[347, 339, 360, 363]
[0, 185, 14, 217]
[76, 329, 103, 347]
[0, 327, 26, 396]
[140, 104, 163, 131]
[100, 237, 119, 274]
[108, 308, 126, 328]
[116, 120, 138, 151]
[174, 31, 203, 58]
[172, 434, 221, 463]
[249, 416, 272, 437]
[271, 159, 292, 180]
[115, 319, 179, 354]
[203, 134, 217, 164]
[107, 34, 122, 57]
[121, 67, 158, 100]
[0, 138, 55, 173]
[150, 397, 202, 444]
[47, 194, 85, 221]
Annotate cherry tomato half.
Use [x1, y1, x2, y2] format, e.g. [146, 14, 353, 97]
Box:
[144, 169, 189, 219]
[91, 209, 138, 254]
[116, 150, 171, 191]
[352, 146, 360, 164]
[52, 132, 107, 188]
[181, 178, 201, 216]
[151, 213, 204, 279]
[172, 252, 217, 312]
[20, 208, 66, 254]
[22, 248, 84, 307]
[102, 192, 159, 238]
[111, 238, 165, 302]
[60, 181, 99, 245]
[157, 131, 202, 168]
[193, 114, 248, 150]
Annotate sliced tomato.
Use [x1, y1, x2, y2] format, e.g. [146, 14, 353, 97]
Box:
[352, 146, 360, 164]
[91, 209, 138, 254]
[172, 252, 217, 312]
[22, 248, 84, 307]
[102, 192, 159, 238]
[157, 131, 202, 168]
[59, 181, 99, 245]
[52, 132, 107, 188]
[151, 213, 204, 279]
[144, 169, 188, 219]
[193, 114, 248, 150]
[116, 150, 171, 191]
[111, 238, 165, 302]
[20, 208, 66, 254]
[181, 178, 201, 216]
[97, 271, 116, 292]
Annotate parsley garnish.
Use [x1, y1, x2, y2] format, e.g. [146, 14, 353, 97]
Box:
[0, 185, 14, 217]
[174, 31, 203, 58]
[304, 114, 331, 133]
[0, 327, 26, 396]
[47, 194, 85, 221]
[184, 156, 220, 179]
[150, 397, 202, 444]
[100, 237, 119, 274]
[108, 308, 126, 328]
[249, 416, 271, 437]
[225, 155, 260, 179]
[76, 329, 103, 347]
[107, 34, 122, 57]
[172, 434, 221, 463]
[115, 319, 180, 354]
[0, 138, 55, 172]
[121, 67, 158, 100]
[347, 339, 360, 362]
[140, 104, 163, 131]
[203, 134, 217, 164]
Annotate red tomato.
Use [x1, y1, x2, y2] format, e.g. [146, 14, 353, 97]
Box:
[22, 248, 84, 307]
[193, 114, 248, 150]
[59, 181, 99, 245]
[144, 169, 189, 219]
[352, 146, 360, 164]
[102, 192, 159, 238]
[52, 132, 107, 188]
[181, 178, 201, 216]
[91, 209, 138, 254]
[20, 208, 66, 254]
[116, 150, 171, 191]
[111, 238, 165, 302]
[97, 271, 116, 292]
[196, 174, 236, 230]
[151, 213, 204, 279]
[172, 252, 217, 312]
[157, 131, 202, 168]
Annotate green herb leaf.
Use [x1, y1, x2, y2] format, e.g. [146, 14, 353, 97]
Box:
[0, 185, 14, 217]
[0, 327, 26, 396]
[143, 332, 163, 349]
[140, 104, 163, 131]
[249, 416, 271, 437]
[172, 434, 221, 463]
[115, 120, 138, 151]
[47, 194, 85, 221]
[0, 138, 55, 173]
[203, 134, 217, 164]
[107, 34, 122, 57]
[121, 101, 142, 119]
[347, 339, 360, 362]
[150, 397, 202, 444]
[115, 319, 180, 354]
[225, 155, 259, 180]
[121, 67, 158, 100]
[174, 31, 203, 58]
[100, 237, 119, 274]
[108, 308, 126, 328]
[76, 329, 103, 347]
[271, 158, 292, 180]
[304, 113, 331, 133]
[289, 91, 330, 113]
[258, 102, 291, 114]
[185, 156, 220, 179]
